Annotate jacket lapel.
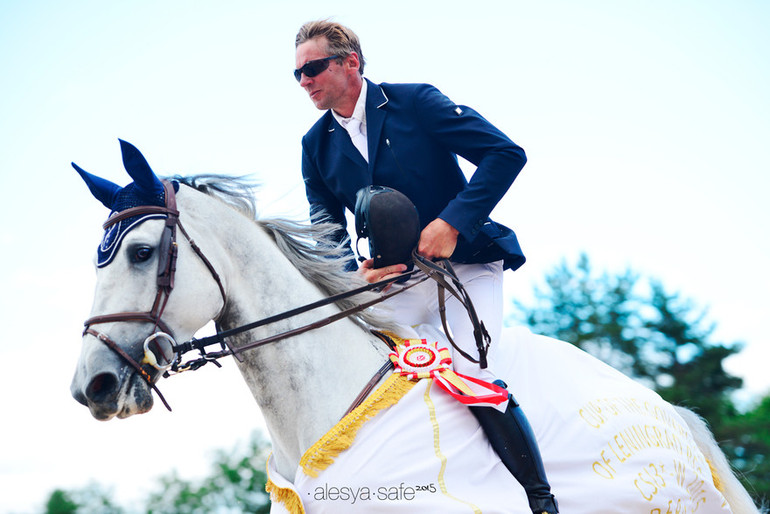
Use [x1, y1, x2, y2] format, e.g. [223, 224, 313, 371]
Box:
[327, 115, 368, 168]
[365, 80, 388, 172]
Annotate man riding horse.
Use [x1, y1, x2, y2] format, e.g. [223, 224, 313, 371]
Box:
[294, 20, 557, 514]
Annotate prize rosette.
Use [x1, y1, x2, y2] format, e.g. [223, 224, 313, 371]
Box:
[389, 339, 509, 407]
[390, 339, 450, 379]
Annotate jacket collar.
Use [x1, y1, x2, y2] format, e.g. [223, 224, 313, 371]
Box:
[366, 78, 389, 109]
[325, 78, 389, 171]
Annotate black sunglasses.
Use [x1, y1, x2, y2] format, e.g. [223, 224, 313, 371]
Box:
[294, 56, 341, 82]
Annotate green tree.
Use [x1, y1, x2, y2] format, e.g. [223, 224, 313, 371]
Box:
[518, 254, 651, 382]
[42, 433, 271, 513]
[146, 434, 270, 514]
[45, 490, 78, 514]
[721, 395, 770, 503]
[515, 254, 743, 406]
[638, 280, 743, 421]
[44, 484, 122, 514]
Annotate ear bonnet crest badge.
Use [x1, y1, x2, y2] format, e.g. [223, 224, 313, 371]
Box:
[96, 183, 168, 267]
[72, 139, 173, 267]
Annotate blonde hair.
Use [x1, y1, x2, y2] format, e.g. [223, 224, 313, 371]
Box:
[295, 20, 366, 75]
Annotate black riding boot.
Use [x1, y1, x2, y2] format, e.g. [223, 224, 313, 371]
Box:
[470, 385, 558, 514]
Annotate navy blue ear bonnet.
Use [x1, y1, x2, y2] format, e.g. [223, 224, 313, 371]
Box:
[73, 139, 177, 267]
[95, 183, 170, 267]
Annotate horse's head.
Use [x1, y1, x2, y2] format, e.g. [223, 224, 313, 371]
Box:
[71, 140, 226, 420]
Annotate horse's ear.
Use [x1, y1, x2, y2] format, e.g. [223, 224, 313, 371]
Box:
[72, 162, 122, 209]
[119, 139, 164, 200]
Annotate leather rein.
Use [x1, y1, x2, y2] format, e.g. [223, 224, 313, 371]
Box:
[82, 181, 489, 414]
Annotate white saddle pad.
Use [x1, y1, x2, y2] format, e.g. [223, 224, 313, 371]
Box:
[266, 325, 731, 513]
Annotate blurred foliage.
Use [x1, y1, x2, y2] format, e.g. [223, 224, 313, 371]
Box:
[514, 253, 769, 506]
[45, 490, 78, 514]
[720, 395, 770, 504]
[145, 434, 270, 514]
[45, 483, 123, 514]
[44, 433, 270, 514]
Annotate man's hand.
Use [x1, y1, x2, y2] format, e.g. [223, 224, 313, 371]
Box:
[418, 218, 459, 260]
[358, 258, 408, 285]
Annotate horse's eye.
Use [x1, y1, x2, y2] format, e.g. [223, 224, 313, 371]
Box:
[131, 246, 154, 263]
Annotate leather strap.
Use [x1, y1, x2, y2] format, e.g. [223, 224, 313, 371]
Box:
[176, 221, 227, 314]
[227, 273, 430, 356]
[84, 328, 172, 411]
[84, 312, 173, 335]
[342, 360, 394, 418]
[103, 205, 177, 230]
[411, 251, 490, 369]
[175, 268, 421, 357]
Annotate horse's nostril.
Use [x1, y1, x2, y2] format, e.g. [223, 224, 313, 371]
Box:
[85, 372, 120, 403]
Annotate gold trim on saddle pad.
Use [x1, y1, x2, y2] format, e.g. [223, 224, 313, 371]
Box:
[300, 373, 416, 477]
[265, 467, 306, 514]
[264, 334, 507, 512]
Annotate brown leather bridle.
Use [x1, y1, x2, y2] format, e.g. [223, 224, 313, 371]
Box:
[82, 181, 227, 411]
[81, 181, 488, 415]
[80, 180, 422, 413]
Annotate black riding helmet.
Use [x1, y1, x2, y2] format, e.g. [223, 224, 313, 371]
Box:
[354, 185, 421, 269]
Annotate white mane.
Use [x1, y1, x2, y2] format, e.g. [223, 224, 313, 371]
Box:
[171, 175, 394, 331]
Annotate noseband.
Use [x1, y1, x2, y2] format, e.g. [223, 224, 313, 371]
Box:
[83, 181, 227, 411]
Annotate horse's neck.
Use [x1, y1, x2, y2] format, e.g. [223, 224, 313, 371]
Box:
[204, 204, 391, 480]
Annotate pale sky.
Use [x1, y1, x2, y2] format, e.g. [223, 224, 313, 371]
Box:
[1, 1, 768, 512]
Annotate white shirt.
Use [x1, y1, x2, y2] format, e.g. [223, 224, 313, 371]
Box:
[332, 79, 369, 162]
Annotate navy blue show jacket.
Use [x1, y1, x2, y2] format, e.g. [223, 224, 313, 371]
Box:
[301, 79, 527, 272]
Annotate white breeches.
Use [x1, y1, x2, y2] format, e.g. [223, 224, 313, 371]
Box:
[376, 260, 504, 382]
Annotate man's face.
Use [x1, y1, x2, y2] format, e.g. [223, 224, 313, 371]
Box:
[295, 37, 355, 113]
